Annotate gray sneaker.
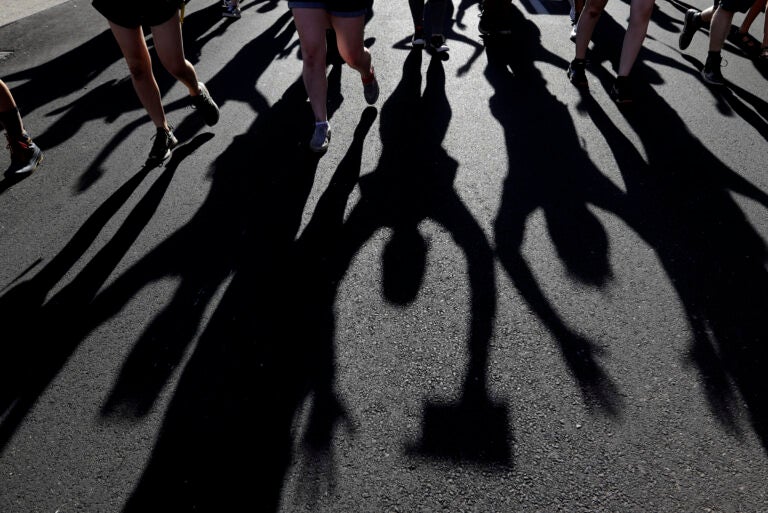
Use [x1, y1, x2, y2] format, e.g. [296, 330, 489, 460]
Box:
[4, 133, 43, 176]
[310, 123, 331, 152]
[191, 81, 220, 126]
[363, 69, 379, 105]
[147, 126, 179, 163]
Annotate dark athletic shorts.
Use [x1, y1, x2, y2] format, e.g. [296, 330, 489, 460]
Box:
[288, 0, 371, 17]
[92, 0, 182, 28]
[714, 0, 753, 12]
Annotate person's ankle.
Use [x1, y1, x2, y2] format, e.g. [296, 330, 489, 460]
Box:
[362, 67, 375, 84]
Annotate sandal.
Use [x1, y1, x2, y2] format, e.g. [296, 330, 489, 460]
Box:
[759, 46, 768, 61]
[730, 26, 759, 53]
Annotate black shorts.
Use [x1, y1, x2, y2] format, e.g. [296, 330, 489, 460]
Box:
[288, 0, 371, 17]
[92, 0, 182, 28]
[714, 0, 754, 12]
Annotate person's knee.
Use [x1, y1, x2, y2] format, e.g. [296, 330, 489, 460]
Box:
[125, 57, 152, 81]
[338, 45, 368, 69]
[585, 0, 607, 17]
[301, 45, 327, 70]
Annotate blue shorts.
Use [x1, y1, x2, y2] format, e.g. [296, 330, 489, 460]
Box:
[288, 0, 371, 17]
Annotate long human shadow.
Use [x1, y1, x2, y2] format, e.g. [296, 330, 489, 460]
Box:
[95, 14, 345, 420]
[487, 6, 626, 416]
[113, 79, 343, 512]
[583, 55, 768, 455]
[326, 49, 509, 465]
[0, 133, 213, 453]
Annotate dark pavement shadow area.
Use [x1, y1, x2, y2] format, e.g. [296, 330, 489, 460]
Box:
[486, 6, 626, 418]
[582, 59, 768, 456]
[323, 49, 511, 467]
[0, 133, 214, 453]
[113, 79, 336, 512]
[123, 48, 512, 513]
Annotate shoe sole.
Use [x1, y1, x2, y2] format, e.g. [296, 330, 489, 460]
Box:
[5, 151, 43, 177]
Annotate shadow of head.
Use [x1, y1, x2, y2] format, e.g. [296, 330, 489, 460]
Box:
[382, 226, 428, 305]
[407, 397, 513, 466]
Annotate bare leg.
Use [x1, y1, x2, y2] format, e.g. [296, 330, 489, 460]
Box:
[617, 0, 654, 76]
[0, 80, 25, 137]
[150, 11, 201, 97]
[331, 15, 373, 81]
[709, 6, 735, 52]
[738, 0, 765, 33]
[108, 21, 169, 129]
[292, 8, 331, 122]
[763, 4, 768, 48]
[0, 80, 17, 112]
[574, 0, 609, 60]
[699, 6, 715, 24]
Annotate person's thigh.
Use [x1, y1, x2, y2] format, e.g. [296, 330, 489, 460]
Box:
[330, 14, 366, 59]
[108, 21, 152, 71]
[150, 11, 187, 70]
[292, 7, 332, 54]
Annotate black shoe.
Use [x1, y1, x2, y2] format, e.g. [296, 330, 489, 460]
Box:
[428, 34, 449, 53]
[147, 126, 179, 163]
[701, 52, 725, 85]
[678, 9, 700, 51]
[191, 81, 220, 126]
[609, 77, 633, 104]
[701, 64, 725, 85]
[567, 59, 588, 88]
[5, 133, 43, 176]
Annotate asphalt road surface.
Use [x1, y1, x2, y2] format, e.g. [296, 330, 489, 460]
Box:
[1, 0, 767, 512]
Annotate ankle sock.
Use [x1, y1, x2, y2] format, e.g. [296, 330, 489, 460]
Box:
[705, 50, 721, 68]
